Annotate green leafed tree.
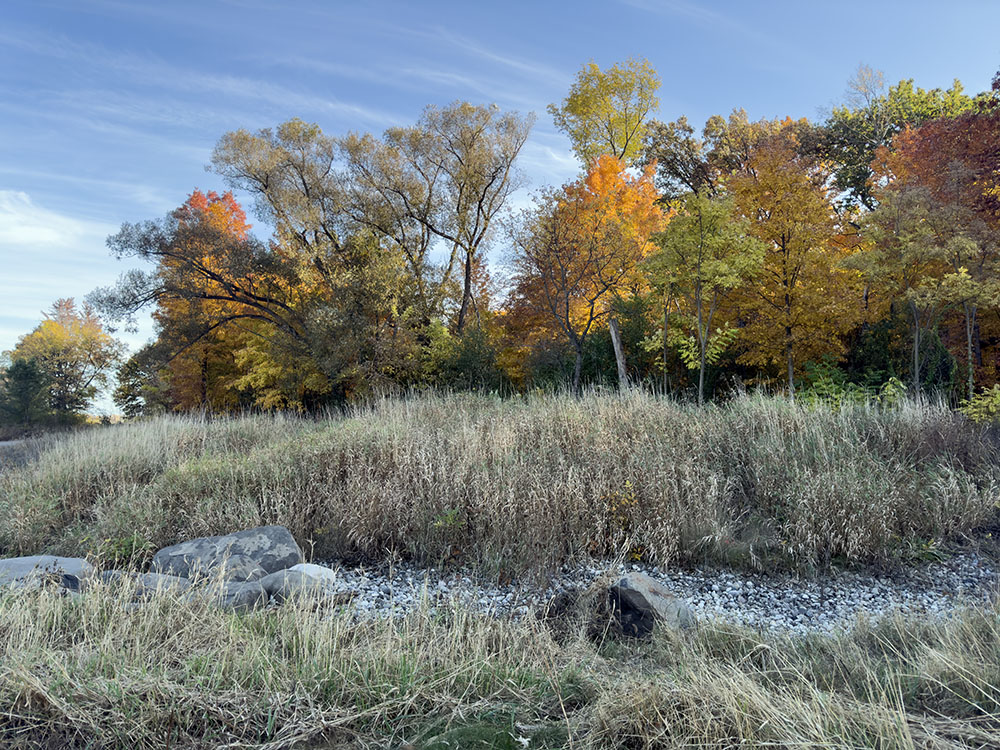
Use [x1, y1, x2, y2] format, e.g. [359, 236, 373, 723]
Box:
[854, 184, 956, 396]
[548, 58, 661, 167]
[340, 102, 534, 332]
[823, 65, 976, 209]
[0, 357, 51, 426]
[642, 115, 718, 200]
[113, 343, 170, 419]
[643, 194, 765, 404]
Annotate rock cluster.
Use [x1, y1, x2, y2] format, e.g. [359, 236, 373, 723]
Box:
[0, 526, 345, 612]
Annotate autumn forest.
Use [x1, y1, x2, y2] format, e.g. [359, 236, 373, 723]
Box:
[3, 59, 1000, 424]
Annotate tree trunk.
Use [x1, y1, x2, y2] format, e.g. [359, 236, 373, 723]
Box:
[964, 302, 976, 401]
[784, 282, 794, 400]
[662, 296, 670, 394]
[785, 326, 795, 401]
[456, 252, 473, 332]
[200, 350, 208, 409]
[572, 347, 583, 396]
[609, 317, 628, 390]
[697, 290, 706, 406]
[910, 303, 922, 397]
[698, 342, 706, 407]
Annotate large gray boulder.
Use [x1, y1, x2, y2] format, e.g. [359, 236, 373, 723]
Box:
[151, 526, 303, 580]
[0, 556, 94, 591]
[609, 572, 694, 636]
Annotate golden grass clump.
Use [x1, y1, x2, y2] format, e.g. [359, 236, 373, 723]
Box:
[0, 584, 997, 748]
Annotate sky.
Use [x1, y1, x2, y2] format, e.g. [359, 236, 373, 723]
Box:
[1, 0, 998, 388]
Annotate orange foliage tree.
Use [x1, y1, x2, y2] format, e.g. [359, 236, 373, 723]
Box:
[154, 190, 252, 410]
[98, 187, 329, 411]
[507, 155, 666, 392]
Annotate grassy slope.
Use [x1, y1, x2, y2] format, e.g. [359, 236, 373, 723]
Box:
[1, 392, 998, 574]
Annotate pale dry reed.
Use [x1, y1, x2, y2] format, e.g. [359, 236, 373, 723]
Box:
[1, 392, 997, 573]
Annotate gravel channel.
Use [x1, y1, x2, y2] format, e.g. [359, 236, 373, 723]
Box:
[313, 552, 998, 633]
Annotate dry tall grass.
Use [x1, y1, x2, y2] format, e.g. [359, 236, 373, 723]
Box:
[1, 392, 998, 574]
[0, 584, 997, 748]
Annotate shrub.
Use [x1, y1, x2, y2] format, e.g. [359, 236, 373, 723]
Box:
[960, 384, 1000, 424]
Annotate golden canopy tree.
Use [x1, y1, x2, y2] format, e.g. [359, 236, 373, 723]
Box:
[507, 155, 666, 392]
[727, 121, 865, 396]
[8, 299, 124, 420]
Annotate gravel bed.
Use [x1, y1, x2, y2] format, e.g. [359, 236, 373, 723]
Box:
[314, 552, 999, 633]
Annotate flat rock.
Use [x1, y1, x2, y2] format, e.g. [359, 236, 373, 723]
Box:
[151, 526, 303, 579]
[137, 572, 192, 592]
[185, 581, 268, 612]
[0, 556, 94, 587]
[98, 570, 192, 597]
[609, 571, 694, 636]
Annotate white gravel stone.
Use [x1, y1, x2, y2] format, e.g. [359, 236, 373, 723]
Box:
[303, 551, 998, 633]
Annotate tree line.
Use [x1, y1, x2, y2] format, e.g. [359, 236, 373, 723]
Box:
[2, 60, 999, 423]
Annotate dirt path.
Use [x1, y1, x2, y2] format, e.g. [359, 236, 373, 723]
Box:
[0, 439, 30, 472]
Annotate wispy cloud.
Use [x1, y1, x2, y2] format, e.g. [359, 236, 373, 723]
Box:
[266, 54, 548, 114]
[263, 56, 404, 90]
[0, 167, 176, 213]
[0, 28, 400, 127]
[393, 25, 569, 89]
[0, 96, 213, 166]
[0, 191, 115, 249]
[617, 0, 770, 46]
[619, 0, 727, 25]
[516, 141, 580, 185]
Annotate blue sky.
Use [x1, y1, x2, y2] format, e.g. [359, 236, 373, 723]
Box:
[1, 0, 998, 371]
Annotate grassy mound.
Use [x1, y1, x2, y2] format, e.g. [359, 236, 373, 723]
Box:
[1, 392, 998, 574]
